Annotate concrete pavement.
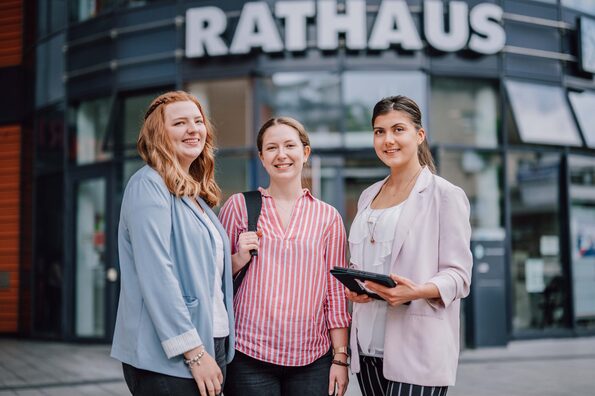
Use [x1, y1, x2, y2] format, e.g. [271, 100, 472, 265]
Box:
[1, 336, 594, 395]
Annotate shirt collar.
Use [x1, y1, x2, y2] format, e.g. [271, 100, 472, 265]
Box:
[258, 187, 314, 200]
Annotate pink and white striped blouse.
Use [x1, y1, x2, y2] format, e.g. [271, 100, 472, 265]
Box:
[218, 188, 351, 366]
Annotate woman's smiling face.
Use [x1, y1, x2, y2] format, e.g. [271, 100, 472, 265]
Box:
[259, 123, 311, 182]
[373, 110, 424, 170]
[163, 100, 207, 171]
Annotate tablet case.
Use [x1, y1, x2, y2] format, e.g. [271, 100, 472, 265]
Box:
[331, 267, 409, 304]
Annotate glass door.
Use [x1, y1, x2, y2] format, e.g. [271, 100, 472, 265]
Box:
[70, 167, 117, 340]
[508, 151, 570, 334]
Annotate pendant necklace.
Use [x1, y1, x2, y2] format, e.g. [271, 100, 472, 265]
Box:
[366, 167, 422, 244]
[366, 208, 387, 244]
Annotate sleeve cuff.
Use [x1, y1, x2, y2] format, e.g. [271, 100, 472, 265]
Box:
[161, 328, 203, 359]
[427, 275, 456, 309]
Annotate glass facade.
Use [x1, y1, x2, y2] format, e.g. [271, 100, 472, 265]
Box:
[508, 152, 569, 332]
[562, 0, 595, 15]
[187, 79, 253, 149]
[18, 0, 595, 343]
[71, 97, 113, 164]
[32, 174, 64, 337]
[569, 156, 595, 331]
[75, 178, 107, 338]
[505, 81, 582, 147]
[439, 150, 504, 232]
[568, 91, 595, 148]
[430, 79, 499, 147]
[343, 72, 427, 148]
[261, 73, 342, 148]
[122, 93, 159, 152]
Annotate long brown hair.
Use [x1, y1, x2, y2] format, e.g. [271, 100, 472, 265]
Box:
[137, 91, 221, 207]
[371, 96, 436, 173]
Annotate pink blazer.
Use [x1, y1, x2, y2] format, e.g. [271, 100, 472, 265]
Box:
[349, 166, 472, 386]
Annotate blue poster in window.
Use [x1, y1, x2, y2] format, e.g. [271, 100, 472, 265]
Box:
[571, 205, 595, 319]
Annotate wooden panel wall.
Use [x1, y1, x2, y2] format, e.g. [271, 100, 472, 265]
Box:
[0, 125, 20, 332]
[0, 0, 23, 67]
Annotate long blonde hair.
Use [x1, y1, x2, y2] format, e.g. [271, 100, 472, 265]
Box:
[137, 91, 221, 207]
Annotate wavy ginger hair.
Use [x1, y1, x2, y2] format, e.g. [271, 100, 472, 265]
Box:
[137, 91, 221, 207]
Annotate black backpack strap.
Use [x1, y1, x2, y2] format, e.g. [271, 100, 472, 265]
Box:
[242, 191, 262, 232]
[233, 191, 262, 295]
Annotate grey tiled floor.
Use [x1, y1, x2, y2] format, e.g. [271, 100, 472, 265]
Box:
[2, 337, 594, 395]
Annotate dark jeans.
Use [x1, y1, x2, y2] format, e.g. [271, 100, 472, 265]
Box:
[224, 349, 332, 396]
[122, 337, 227, 396]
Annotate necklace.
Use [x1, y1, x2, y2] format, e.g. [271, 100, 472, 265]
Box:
[366, 208, 387, 244]
[366, 167, 423, 244]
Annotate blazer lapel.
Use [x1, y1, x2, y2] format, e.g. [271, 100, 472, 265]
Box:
[359, 177, 388, 211]
[390, 167, 433, 264]
[185, 196, 233, 283]
[197, 198, 231, 251]
[182, 196, 208, 225]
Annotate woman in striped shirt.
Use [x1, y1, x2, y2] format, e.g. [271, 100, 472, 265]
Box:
[219, 117, 351, 396]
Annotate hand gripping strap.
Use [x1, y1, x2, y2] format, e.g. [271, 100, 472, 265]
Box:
[233, 191, 262, 295]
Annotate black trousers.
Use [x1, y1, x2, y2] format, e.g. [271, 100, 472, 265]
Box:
[224, 349, 333, 396]
[356, 355, 448, 396]
[122, 337, 227, 396]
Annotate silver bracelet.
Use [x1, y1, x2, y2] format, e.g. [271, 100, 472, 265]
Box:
[184, 348, 205, 369]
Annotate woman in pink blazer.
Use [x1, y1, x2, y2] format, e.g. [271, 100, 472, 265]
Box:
[346, 95, 472, 395]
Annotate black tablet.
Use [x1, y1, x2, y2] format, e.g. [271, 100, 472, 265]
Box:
[330, 267, 397, 301]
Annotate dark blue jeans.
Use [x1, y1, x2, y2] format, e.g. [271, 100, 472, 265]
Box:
[122, 337, 227, 396]
[224, 349, 332, 396]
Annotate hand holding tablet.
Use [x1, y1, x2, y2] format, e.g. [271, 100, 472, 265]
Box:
[330, 267, 410, 304]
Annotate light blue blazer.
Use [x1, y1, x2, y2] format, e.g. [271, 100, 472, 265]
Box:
[111, 165, 235, 378]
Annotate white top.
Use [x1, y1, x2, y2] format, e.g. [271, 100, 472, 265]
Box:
[199, 211, 230, 338]
[348, 201, 405, 357]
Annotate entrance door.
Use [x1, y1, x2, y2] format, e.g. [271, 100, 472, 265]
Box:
[508, 151, 570, 334]
[70, 167, 118, 340]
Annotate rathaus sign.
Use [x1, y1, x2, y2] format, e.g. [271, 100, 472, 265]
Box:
[185, 0, 506, 58]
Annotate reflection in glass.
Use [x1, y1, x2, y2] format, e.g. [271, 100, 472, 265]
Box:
[123, 159, 145, 190]
[71, 0, 153, 22]
[508, 152, 569, 332]
[261, 73, 341, 148]
[343, 71, 427, 148]
[343, 157, 389, 229]
[36, 106, 65, 172]
[309, 155, 346, 215]
[73, 97, 112, 164]
[187, 79, 252, 149]
[123, 93, 159, 151]
[438, 150, 503, 232]
[562, 0, 595, 15]
[75, 179, 106, 338]
[33, 174, 64, 337]
[568, 90, 595, 148]
[569, 155, 595, 330]
[216, 155, 250, 203]
[430, 79, 499, 147]
[35, 33, 65, 108]
[505, 80, 582, 147]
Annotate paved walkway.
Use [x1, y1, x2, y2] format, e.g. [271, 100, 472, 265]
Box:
[1, 336, 594, 395]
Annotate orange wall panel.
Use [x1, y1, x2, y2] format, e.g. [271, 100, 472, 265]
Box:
[0, 1, 22, 66]
[0, 125, 20, 333]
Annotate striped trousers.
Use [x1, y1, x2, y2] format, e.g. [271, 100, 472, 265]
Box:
[356, 356, 448, 396]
